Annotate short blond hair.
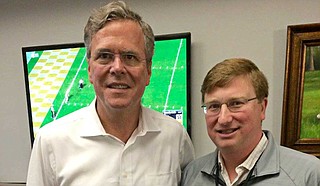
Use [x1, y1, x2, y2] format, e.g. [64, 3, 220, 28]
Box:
[201, 58, 269, 103]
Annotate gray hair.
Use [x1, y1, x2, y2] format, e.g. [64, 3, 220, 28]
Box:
[84, 1, 155, 63]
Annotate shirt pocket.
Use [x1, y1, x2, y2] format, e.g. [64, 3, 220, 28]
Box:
[145, 172, 176, 186]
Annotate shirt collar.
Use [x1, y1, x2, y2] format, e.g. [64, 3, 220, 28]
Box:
[79, 99, 107, 137]
[79, 99, 161, 137]
[139, 106, 161, 133]
[241, 133, 268, 170]
[218, 133, 268, 185]
[218, 133, 268, 173]
[200, 131, 280, 180]
[254, 130, 280, 176]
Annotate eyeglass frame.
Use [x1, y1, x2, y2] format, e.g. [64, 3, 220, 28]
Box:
[92, 50, 147, 67]
[201, 97, 258, 115]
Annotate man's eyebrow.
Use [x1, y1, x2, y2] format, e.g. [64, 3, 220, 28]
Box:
[93, 48, 112, 55]
[205, 97, 246, 103]
[94, 48, 138, 54]
[228, 97, 246, 101]
[205, 99, 220, 104]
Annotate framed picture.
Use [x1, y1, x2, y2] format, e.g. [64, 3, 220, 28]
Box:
[281, 23, 320, 158]
[22, 32, 191, 145]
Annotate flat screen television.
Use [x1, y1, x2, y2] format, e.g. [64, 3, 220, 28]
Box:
[22, 32, 191, 144]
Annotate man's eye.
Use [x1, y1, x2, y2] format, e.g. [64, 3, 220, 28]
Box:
[208, 103, 221, 110]
[99, 52, 114, 60]
[229, 100, 245, 107]
[123, 54, 137, 61]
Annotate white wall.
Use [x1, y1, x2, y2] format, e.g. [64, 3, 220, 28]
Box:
[1, 0, 319, 183]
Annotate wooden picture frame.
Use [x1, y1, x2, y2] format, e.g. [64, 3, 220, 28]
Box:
[281, 23, 320, 158]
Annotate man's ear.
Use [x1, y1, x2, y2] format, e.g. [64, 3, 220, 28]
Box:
[146, 61, 152, 86]
[87, 59, 93, 84]
[260, 97, 268, 121]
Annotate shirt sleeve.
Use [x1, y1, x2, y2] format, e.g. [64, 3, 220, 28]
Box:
[180, 129, 195, 170]
[305, 157, 320, 186]
[26, 133, 56, 186]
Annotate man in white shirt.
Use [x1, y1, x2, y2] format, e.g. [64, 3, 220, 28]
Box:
[27, 1, 194, 185]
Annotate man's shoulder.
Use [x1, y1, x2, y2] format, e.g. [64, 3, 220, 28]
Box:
[279, 145, 320, 168]
[142, 107, 184, 129]
[181, 151, 216, 186]
[184, 152, 215, 173]
[38, 106, 89, 136]
[143, 107, 177, 120]
[275, 146, 320, 185]
[264, 130, 320, 169]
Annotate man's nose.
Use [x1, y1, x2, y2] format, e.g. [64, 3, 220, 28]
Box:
[217, 104, 233, 124]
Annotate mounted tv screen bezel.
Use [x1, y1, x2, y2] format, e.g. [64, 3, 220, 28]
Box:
[22, 32, 191, 145]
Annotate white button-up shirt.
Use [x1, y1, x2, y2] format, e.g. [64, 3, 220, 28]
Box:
[27, 101, 195, 186]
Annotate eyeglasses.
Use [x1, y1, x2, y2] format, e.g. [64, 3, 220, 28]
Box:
[201, 97, 257, 115]
[94, 51, 146, 67]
